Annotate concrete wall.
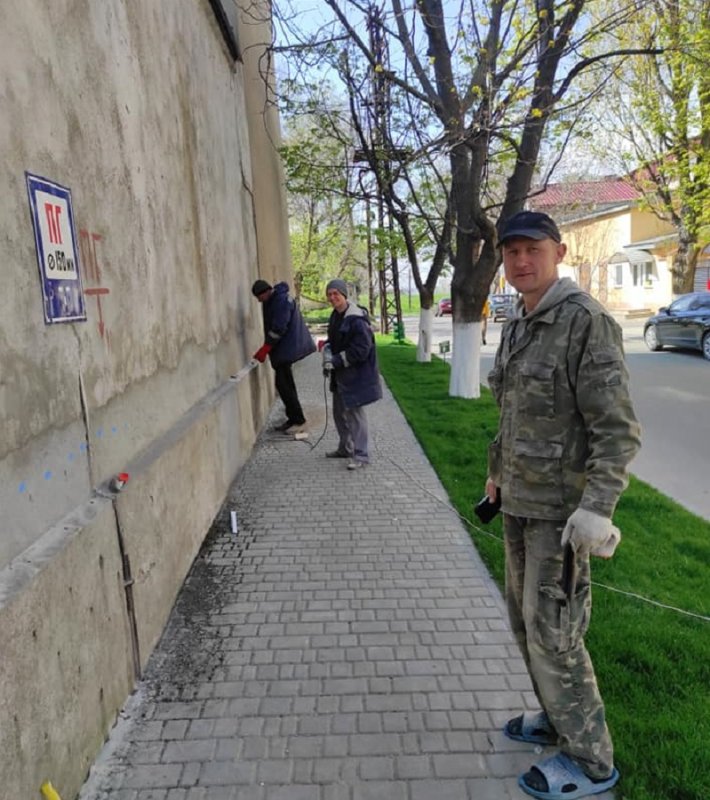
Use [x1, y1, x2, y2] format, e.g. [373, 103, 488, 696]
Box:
[0, 1, 289, 797]
[238, 2, 294, 284]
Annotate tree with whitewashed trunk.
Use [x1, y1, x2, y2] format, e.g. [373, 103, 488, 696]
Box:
[270, 0, 660, 394]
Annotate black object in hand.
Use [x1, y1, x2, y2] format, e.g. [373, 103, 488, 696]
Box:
[474, 489, 501, 523]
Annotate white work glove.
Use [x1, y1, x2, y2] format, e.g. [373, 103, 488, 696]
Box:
[561, 508, 621, 559]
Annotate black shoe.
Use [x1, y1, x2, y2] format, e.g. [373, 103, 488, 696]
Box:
[325, 450, 350, 458]
[273, 420, 293, 432]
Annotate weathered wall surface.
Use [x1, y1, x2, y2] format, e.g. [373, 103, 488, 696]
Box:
[0, 1, 288, 797]
[0, 503, 134, 799]
[238, 4, 294, 284]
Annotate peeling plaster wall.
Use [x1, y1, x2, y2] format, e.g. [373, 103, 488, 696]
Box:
[0, 1, 289, 797]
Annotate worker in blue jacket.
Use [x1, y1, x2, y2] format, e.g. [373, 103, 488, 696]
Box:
[252, 280, 316, 432]
[322, 279, 382, 469]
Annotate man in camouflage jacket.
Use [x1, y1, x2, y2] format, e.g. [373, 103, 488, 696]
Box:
[485, 212, 641, 799]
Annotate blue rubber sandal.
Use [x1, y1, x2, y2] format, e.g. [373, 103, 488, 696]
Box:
[519, 753, 620, 799]
[503, 710, 557, 745]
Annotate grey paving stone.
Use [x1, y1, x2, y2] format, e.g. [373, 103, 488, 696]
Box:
[255, 759, 294, 784]
[162, 740, 216, 763]
[199, 761, 256, 786]
[264, 787, 320, 800]
[179, 763, 201, 788]
[433, 752, 490, 779]
[233, 790, 265, 800]
[410, 779, 468, 800]
[352, 782, 407, 800]
[123, 765, 183, 789]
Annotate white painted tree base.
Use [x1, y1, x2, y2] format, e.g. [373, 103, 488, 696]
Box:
[416, 307, 434, 362]
[449, 321, 483, 399]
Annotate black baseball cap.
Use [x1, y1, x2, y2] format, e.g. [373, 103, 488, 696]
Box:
[251, 279, 272, 297]
[499, 211, 561, 244]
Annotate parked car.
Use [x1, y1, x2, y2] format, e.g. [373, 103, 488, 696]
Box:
[643, 292, 710, 360]
[490, 294, 516, 322]
[435, 298, 452, 316]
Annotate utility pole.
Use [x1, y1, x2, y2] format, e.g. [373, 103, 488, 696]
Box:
[353, 3, 404, 336]
[365, 195, 375, 316]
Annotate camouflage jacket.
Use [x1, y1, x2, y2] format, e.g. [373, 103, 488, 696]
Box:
[487, 278, 641, 521]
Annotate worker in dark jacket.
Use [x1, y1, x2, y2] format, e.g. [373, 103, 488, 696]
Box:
[252, 279, 316, 432]
[322, 279, 382, 469]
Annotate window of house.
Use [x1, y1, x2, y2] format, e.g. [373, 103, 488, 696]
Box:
[632, 262, 654, 288]
[643, 263, 655, 287]
[613, 264, 624, 288]
[209, 0, 240, 61]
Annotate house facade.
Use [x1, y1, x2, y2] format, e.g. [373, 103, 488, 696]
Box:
[530, 179, 678, 312]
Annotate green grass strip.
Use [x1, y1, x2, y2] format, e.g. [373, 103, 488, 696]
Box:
[377, 337, 710, 800]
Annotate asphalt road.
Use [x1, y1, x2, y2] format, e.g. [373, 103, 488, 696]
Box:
[403, 313, 710, 521]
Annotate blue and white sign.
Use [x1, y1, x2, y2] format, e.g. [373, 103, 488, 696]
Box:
[26, 172, 86, 324]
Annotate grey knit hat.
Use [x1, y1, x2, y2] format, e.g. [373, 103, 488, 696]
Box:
[325, 279, 348, 298]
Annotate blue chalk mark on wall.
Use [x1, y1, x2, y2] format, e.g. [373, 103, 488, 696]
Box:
[15, 420, 131, 499]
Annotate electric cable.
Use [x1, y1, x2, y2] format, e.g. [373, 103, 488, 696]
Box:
[303, 373, 331, 452]
[376, 436, 710, 624]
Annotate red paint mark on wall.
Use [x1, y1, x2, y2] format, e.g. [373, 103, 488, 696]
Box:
[44, 203, 63, 244]
[80, 229, 110, 341]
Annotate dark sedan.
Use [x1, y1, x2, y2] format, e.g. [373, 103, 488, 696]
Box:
[643, 292, 710, 360]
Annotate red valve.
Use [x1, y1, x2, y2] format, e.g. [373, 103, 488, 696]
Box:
[109, 472, 130, 492]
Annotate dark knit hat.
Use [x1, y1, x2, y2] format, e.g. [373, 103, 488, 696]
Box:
[325, 279, 348, 298]
[499, 211, 561, 244]
[251, 279, 272, 297]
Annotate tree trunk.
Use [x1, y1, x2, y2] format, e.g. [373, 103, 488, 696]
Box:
[674, 224, 699, 294]
[416, 307, 434, 362]
[449, 322, 483, 399]
[449, 222, 499, 397]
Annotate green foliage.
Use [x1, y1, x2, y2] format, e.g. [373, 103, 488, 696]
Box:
[280, 100, 368, 298]
[584, 0, 710, 289]
[625, 1, 710, 222]
[377, 338, 710, 800]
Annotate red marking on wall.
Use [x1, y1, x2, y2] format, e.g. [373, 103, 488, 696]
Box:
[80, 229, 110, 340]
[45, 203, 63, 244]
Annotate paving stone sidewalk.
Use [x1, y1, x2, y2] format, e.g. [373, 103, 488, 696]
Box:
[79, 353, 613, 800]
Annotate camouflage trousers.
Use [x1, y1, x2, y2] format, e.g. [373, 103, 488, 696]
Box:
[504, 514, 614, 779]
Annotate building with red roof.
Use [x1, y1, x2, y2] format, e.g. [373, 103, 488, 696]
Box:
[526, 177, 681, 311]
